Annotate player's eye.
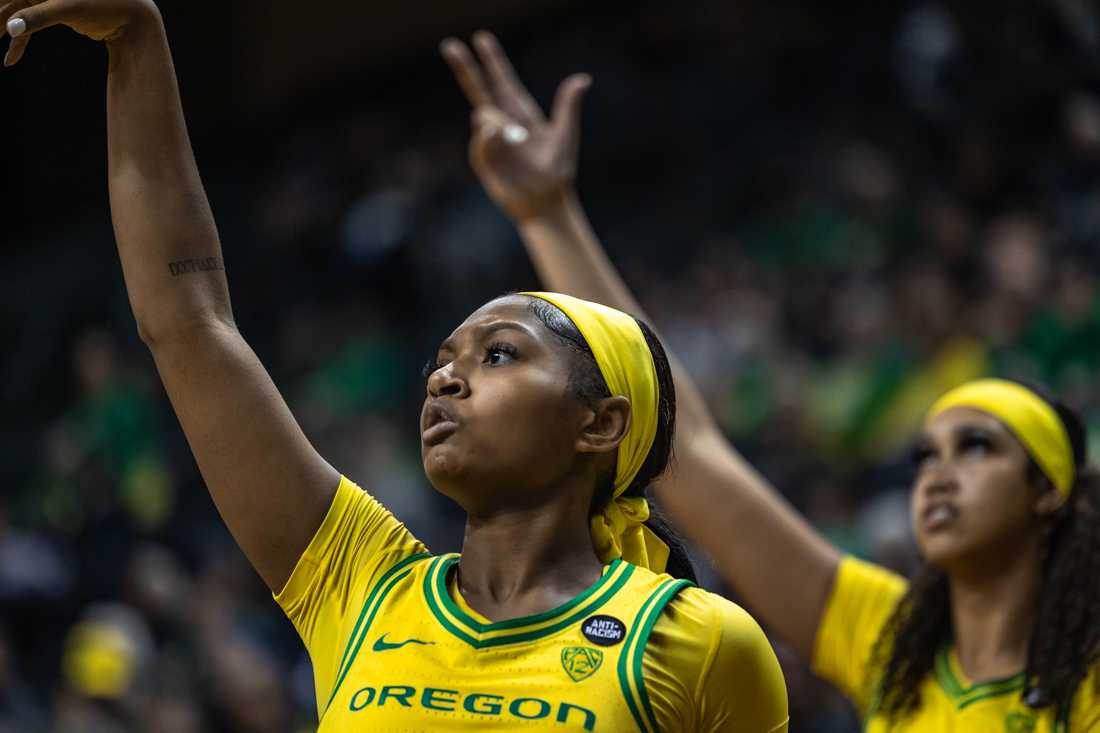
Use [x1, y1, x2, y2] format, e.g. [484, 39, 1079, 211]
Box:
[911, 443, 936, 470]
[484, 342, 517, 366]
[959, 434, 993, 456]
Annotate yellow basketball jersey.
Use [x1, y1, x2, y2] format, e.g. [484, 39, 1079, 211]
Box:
[276, 477, 789, 732]
[813, 557, 1100, 732]
[318, 552, 691, 731]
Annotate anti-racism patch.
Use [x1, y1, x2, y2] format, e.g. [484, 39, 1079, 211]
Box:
[581, 614, 626, 647]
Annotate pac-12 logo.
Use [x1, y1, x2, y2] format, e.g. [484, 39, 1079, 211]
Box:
[581, 615, 626, 646]
[1004, 712, 1036, 733]
[561, 647, 603, 682]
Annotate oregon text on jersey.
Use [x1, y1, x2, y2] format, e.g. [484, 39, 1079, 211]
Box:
[345, 684, 598, 730]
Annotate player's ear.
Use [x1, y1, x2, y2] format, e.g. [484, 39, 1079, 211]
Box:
[1034, 483, 1065, 518]
[576, 396, 630, 455]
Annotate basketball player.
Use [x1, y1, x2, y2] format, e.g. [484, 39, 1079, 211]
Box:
[3, 2, 789, 730]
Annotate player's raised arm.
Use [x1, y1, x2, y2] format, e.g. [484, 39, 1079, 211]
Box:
[442, 31, 838, 659]
[4, 0, 338, 592]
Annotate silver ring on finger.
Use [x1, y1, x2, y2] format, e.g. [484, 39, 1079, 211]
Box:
[504, 125, 529, 144]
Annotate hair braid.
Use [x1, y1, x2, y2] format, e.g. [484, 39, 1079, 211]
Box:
[870, 564, 950, 719]
[1023, 468, 1100, 710]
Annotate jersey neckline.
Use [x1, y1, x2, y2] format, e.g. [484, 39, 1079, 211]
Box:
[424, 553, 634, 649]
[934, 646, 1025, 710]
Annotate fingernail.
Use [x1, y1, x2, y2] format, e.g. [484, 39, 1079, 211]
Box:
[7, 17, 25, 37]
[504, 125, 529, 144]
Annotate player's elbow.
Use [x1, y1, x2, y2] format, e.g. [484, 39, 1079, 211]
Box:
[136, 305, 236, 351]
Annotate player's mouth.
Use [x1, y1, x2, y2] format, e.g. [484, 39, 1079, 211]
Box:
[922, 502, 958, 532]
[422, 401, 460, 446]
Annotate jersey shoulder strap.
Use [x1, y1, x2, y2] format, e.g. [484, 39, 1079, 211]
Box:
[617, 573, 694, 733]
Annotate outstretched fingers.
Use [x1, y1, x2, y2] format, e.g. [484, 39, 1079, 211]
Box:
[441, 37, 493, 109]
[471, 31, 543, 126]
[549, 73, 591, 144]
[4, 0, 64, 66]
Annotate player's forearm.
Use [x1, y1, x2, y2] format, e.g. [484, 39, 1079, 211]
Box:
[516, 191, 722, 446]
[659, 433, 839, 658]
[517, 189, 640, 319]
[105, 9, 231, 345]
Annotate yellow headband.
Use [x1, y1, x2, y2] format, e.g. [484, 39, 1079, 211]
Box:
[523, 292, 669, 573]
[926, 379, 1075, 497]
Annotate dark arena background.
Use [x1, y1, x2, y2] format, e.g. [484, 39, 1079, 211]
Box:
[4, 0, 1100, 730]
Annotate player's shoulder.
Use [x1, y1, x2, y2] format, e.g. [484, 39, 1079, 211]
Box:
[1071, 658, 1100, 729]
[645, 582, 787, 726]
[669, 585, 769, 648]
[621, 565, 763, 650]
[619, 564, 762, 638]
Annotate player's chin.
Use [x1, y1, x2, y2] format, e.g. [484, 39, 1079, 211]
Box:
[918, 532, 977, 572]
[422, 444, 469, 493]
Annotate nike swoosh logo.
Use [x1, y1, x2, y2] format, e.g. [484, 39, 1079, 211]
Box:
[372, 633, 436, 652]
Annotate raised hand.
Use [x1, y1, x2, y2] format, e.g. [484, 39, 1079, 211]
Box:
[441, 31, 591, 222]
[1, 0, 159, 66]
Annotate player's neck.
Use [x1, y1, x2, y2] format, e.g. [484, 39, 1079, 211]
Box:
[948, 537, 1041, 684]
[457, 494, 604, 624]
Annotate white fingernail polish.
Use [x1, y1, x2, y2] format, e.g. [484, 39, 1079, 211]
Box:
[7, 18, 25, 37]
[504, 125, 529, 144]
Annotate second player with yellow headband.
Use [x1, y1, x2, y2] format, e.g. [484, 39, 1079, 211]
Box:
[442, 31, 1100, 732]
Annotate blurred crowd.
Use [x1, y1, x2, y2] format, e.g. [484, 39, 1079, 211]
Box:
[2, 1, 1099, 731]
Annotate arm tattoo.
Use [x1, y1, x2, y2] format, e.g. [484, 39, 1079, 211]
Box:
[168, 257, 225, 277]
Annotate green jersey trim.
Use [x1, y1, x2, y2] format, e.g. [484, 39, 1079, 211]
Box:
[618, 577, 693, 733]
[933, 647, 1025, 710]
[424, 554, 635, 649]
[321, 551, 432, 718]
[438, 555, 625, 631]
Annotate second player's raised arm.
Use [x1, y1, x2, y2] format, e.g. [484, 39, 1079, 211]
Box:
[520, 193, 838, 660]
[6, 0, 339, 591]
[443, 32, 839, 660]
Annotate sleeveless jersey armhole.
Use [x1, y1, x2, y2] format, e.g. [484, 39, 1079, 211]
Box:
[618, 577, 693, 733]
[636, 584, 789, 733]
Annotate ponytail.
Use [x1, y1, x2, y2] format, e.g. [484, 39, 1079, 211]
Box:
[642, 504, 697, 583]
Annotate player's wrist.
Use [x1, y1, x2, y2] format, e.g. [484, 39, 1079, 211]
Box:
[105, 1, 165, 53]
[511, 186, 579, 227]
[514, 189, 593, 256]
